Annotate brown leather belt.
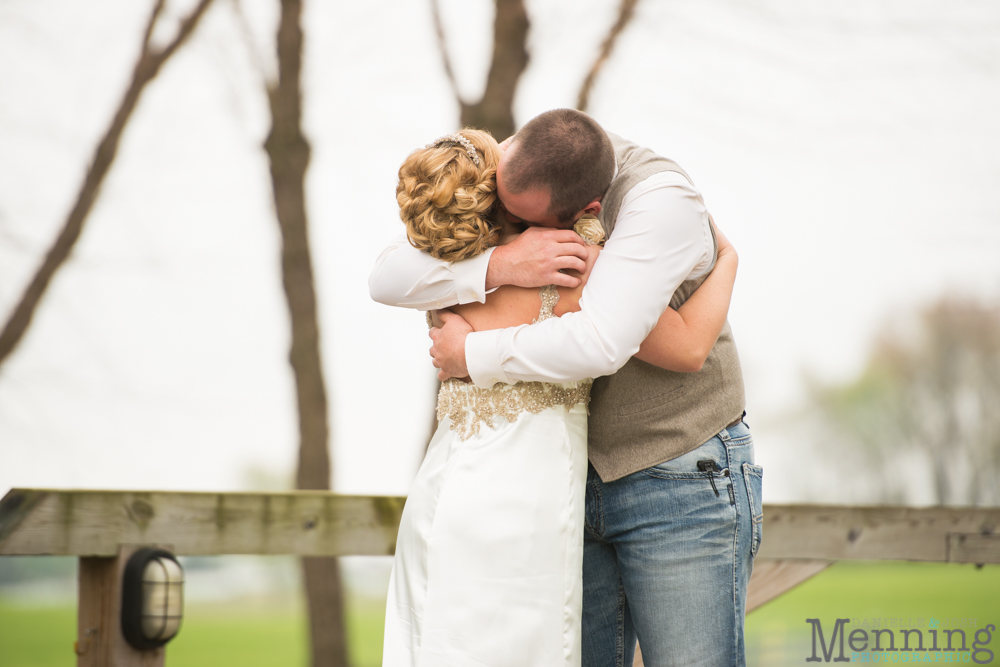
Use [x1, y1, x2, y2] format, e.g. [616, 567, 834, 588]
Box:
[726, 410, 747, 429]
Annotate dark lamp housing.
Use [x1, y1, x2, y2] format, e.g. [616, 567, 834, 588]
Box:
[121, 548, 184, 650]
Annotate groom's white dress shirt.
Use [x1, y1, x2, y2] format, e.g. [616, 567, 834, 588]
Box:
[369, 170, 715, 388]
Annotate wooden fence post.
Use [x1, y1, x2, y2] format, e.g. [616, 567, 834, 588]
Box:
[76, 544, 171, 667]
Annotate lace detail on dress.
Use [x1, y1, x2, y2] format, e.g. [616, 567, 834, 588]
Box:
[534, 284, 559, 323]
[436, 284, 590, 440]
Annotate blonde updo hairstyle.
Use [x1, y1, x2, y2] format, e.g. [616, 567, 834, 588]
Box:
[397, 129, 503, 262]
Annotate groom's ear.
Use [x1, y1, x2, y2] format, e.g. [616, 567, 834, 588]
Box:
[582, 200, 602, 217]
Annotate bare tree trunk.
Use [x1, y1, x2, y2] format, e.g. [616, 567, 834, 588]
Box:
[263, 1, 347, 665]
[431, 0, 530, 140]
[576, 0, 639, 112]
[0, 0, 215, 372]
[424, 0, 530, 453]
[299, 556, 348, 667]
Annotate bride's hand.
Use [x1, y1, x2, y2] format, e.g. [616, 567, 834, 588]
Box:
[429, 310, 474, 381]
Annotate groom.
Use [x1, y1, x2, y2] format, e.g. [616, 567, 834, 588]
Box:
[370, 109, 759, 667]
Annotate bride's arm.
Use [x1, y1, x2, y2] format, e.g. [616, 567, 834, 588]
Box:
[432, 226, 737, 373]
[633, 225, 738, 372]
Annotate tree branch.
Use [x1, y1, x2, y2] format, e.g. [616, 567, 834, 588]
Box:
[141, 0, 168, 52]
[576, 0, 639, 112]
[0, 0, 216, 370]
[429, 0, 462, 103]
[151, 0, 215, 66]
[460, 0, 529, 140]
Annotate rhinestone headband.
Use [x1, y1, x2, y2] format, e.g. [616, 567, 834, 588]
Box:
[427, 132, 481, 166]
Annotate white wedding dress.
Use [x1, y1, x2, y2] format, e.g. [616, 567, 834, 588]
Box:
[382, 285, 591, 667]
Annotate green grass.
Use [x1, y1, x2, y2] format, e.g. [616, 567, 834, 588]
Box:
[0, 595, 384, 667]
[1, 562, 996, 666]
[0, 604, 76, 667]
[164, 598, 308, 667]
[746, 561, 1000, 665]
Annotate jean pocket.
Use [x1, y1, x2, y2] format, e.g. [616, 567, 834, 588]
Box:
[742, 463, 764, 557]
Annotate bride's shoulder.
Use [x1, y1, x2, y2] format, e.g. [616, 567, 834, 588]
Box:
[451, 284, 542, 332]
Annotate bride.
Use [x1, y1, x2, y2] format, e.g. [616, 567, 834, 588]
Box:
[380, 129, 738, 667]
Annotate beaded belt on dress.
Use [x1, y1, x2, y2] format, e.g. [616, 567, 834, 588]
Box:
[436, 378, 592, 441]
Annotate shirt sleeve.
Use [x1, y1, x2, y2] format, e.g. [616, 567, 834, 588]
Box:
[466, 171, 716, 387]
[368, 233, 496, 310]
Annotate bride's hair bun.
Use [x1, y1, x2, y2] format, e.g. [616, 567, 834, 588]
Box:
[397, 129, 503, 262]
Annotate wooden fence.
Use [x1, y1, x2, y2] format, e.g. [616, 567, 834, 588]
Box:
[2, 488, 998, 665]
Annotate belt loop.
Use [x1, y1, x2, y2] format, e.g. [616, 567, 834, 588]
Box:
[718, 427, 731, 443]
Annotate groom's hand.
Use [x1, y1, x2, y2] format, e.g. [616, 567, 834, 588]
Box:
[486, 227, 589, 290]
[429, 310, 474, 381]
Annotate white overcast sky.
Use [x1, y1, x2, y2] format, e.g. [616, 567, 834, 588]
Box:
[1, 0, 998, 502]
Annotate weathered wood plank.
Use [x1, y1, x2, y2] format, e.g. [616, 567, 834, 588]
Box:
[745, 559, 832, 612]
[947, 533, 1000, 564]
[5, 491, 1000, 563]
[758, 504, 1000, 563]
[0, 489, 48, 547]
[0, 489, 406, 557]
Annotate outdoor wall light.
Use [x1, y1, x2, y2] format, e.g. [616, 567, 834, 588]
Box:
[121, 548, 184, 650]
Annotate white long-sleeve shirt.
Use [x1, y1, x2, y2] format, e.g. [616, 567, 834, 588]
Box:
[369, 170, 716, 387]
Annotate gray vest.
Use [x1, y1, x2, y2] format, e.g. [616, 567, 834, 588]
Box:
[587, 134, 746, 481]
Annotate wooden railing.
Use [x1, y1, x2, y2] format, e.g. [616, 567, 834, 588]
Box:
[0, 489, 406, 558]
[2, 488, 998, 665]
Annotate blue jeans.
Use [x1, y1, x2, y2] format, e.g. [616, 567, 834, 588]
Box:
[582, 421, 763, 667]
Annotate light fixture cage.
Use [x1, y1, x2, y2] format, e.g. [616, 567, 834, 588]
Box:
[121, 548, 185, 650]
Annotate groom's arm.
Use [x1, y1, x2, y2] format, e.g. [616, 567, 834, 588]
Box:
[431, 172, 714, 385]
[369, 229, 589, 309]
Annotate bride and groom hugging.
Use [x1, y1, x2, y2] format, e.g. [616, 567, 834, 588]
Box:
[369, 108, 763, 667]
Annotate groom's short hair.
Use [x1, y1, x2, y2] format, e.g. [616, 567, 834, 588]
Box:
[505, 109, 615, 223]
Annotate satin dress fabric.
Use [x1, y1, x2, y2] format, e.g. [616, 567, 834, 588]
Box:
[382, 391, 589, 667]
